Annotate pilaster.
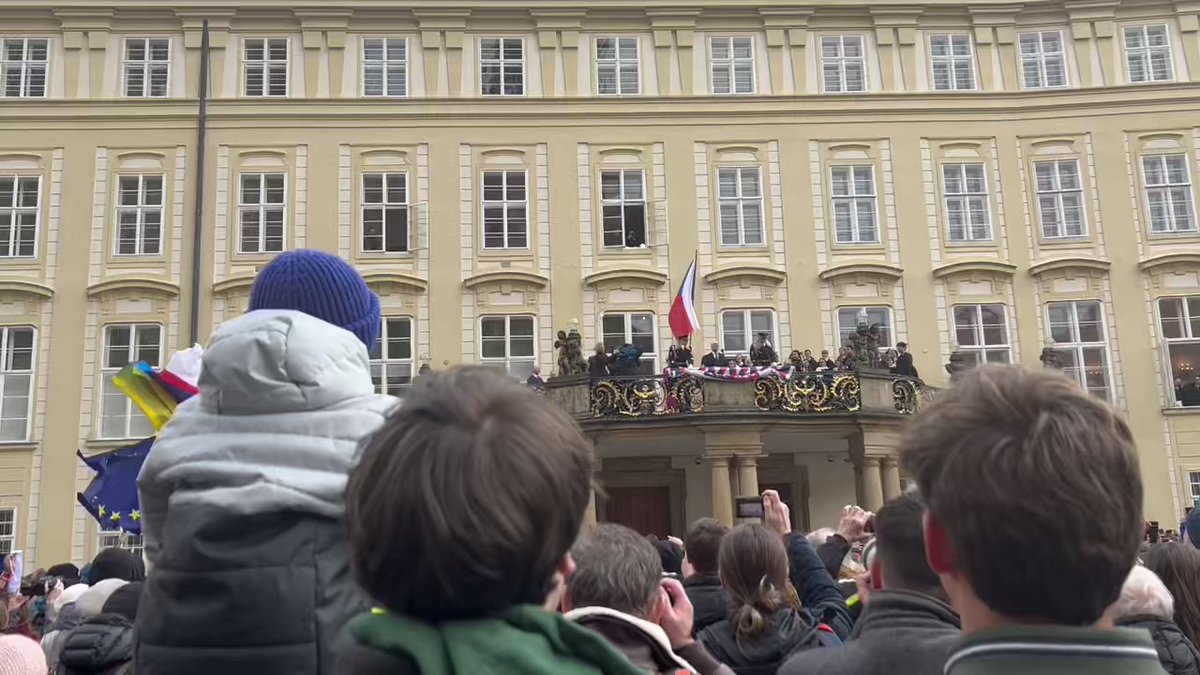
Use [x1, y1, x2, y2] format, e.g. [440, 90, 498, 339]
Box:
[970, 6, 1021, 91]
[871, 10, 921, 91]
[649, 10, 700, 95]
[1066, 1, 1120, 86]
[761, 9, 811, 94]
[415, 10, 469, 98]
[1175, 1, 1200, 79]
[54, 9, 114, 99]
[533, 11, 585, 97]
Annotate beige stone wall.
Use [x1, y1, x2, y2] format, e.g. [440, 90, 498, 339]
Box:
[2, 0, 1200, 563]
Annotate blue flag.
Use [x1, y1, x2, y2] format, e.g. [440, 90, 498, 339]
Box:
[76, 436, 153, 535]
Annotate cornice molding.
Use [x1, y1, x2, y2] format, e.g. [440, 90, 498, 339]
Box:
[1139, 252, 1200, 272]
[462, 269, 549, 290]
[86, 276, 180, 299]
[1027, 256, 1112, 277]
[360, 270, 429, 293]
[582, 268, 669, 287]
[212, 273, 256, 295]
[931, 259, 1018, 278]
[0, 278, 53, 300]
[819, 262, 904, 281]
[704, 265, 787, 285]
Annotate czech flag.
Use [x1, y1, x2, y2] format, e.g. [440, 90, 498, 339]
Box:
[668, 257, 700, 339]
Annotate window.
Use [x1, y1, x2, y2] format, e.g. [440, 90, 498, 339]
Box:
[831, 165, 878, 244]
[243, 38, 288, 97]
[99, 324, 161, 439]
[710, 37, 754, 95]
[0, 508, 13, 554]
[115, 175, 163, 256]
[97, 524, 143, 559]
[363, 38, 407, 97]
[717, 167, 763, 247]
[601, 170, 646, 248]
[1018, 31, 1068, 89]
[482, 171, 527, 249]
[1143, 155, 1196, 234]
[837, 307, 893, 349]
[1034, 160, 1086, 239]
[1046, 300, 1110, 400]
[943, 163, 992, 242]
[480, 37, 524, 96]
[1, 38, 48, 98]
[952, 304, 1010, 365]
[821, 36, 866, 93]
[0, 176, 39, 258]
[1125, 25, 1173, 83]
[929, 34, 976, 91]
[602, 312, 657, 375]
[1190, 471, 1200, 506]
[0, 327, 33, 442]
[369, 317, 413, 396]
[1158, 296, 1200, 404]
[238, 173, 286, 254]
[596, 37, 639, 95]
[361, 172, 408, 253]
[123, 38, 170, 97]
[721, 310, 775, 355]
[479, 315, 536, 379]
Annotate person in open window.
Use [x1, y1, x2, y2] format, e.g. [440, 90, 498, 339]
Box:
[668, 337, 694, 369]
[1180, 375, 1200, 407]
[625, 227, 646, 249]
[750, 332, 777, 367]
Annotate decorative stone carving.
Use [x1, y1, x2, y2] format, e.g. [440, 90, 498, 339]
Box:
[554, 327, 587, 376]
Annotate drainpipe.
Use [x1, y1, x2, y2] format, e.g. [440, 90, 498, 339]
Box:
[188, 20, 210, 345]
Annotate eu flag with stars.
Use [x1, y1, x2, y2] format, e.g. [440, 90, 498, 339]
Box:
[76, 436, 153, 535]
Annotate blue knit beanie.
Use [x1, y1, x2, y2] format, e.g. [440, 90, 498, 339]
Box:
[248, 249, 380, 348]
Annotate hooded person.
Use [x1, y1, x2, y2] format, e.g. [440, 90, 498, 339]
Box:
[85, 549, 144, 585]
[135, 250, 400, 675]
[57, 582, 142, 675]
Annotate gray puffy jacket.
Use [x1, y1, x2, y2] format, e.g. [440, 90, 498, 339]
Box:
[135, 310, 398, 675]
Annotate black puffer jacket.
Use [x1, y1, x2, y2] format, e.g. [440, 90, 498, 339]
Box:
[684, 575, 730, 636]
[1118, 615, 1200, 675]
[57, 614, 135, 675]
[699, 608, 832, 675]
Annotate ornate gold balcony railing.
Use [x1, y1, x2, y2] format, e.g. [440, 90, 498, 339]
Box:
[589, 373, 705, 417]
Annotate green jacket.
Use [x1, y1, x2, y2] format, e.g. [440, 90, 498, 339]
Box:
[945, 624, 1167, 675]
[347, 606, 650, 675]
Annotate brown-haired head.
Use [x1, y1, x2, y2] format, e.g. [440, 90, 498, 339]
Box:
[719, 524, 788, 641]
[684, 518, 728, 578]
[1145, 543, 1200, 646]
[899, 365, 1141, 627]
[345, 366, 594, 621]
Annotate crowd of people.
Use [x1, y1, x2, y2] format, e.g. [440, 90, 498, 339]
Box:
[0, 248, 1192, 675]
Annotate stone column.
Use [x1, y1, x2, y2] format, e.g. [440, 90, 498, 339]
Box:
[736, 455, 761, 499]
[710, 456, 734, 526]
[860, 457, 885, 512]
[881, 457, 902, 503]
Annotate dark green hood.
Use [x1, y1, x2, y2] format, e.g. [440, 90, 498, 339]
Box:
[349, 606, 646, 675]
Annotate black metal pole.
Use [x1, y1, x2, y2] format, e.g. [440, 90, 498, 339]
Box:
[188, 20, 210, 345]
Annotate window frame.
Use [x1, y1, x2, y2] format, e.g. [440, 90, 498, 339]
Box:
[951, 304, 1011, 365]
[716, 166, 765, 248]
[361, 37, 408, 98]
[601, 311, 658, 374]
[1017, 30, 1069, 90]
[928, 33, 977, 91]
[479, 37, 525, 97]
[360, 171, 409, 254]
[595, 36, 640, 96]
[599, 169, 647, 249]
[1045, 300, 1112, 401]
[830, 164, 879, 245]
[820, 35, 867, 94]
[478, 314, 537, 378]
[242, 37, 289, 98]
[836, 306, 894, 350]
[122, 37, 171, 98]
[0, 37, 49, 98]
[1156, 296, 1200, 405]
[0, 508, 16, 555]
[942, 162, 993, 243]
[480, 170, 528, 250]
[1123, 24, 1174, 84]
[709, 36, 756, 95]
[720, 309, 776, 357]
[0, 326, 35, 443]
[98, 323, 162, 440]
[369, 316, 414, 396]
[0, 174, 40, 259]
[1033, 159, 1088, 240]
[1189, 470, 1200, 506]
[236, 172, 288, 255]
[1141, 154, 1197, 235]
[114, 173, 165, 256]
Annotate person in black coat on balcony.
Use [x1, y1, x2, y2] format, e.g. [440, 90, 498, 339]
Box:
[588, 343, 610, 380]
[702, 343, 727, 369]
[890, 342, 919, 378]
[668, 337, 695, 369]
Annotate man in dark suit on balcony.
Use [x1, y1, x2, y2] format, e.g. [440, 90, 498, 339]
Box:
[891, 342, 919, 378]
[701, 343, 727, 368]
